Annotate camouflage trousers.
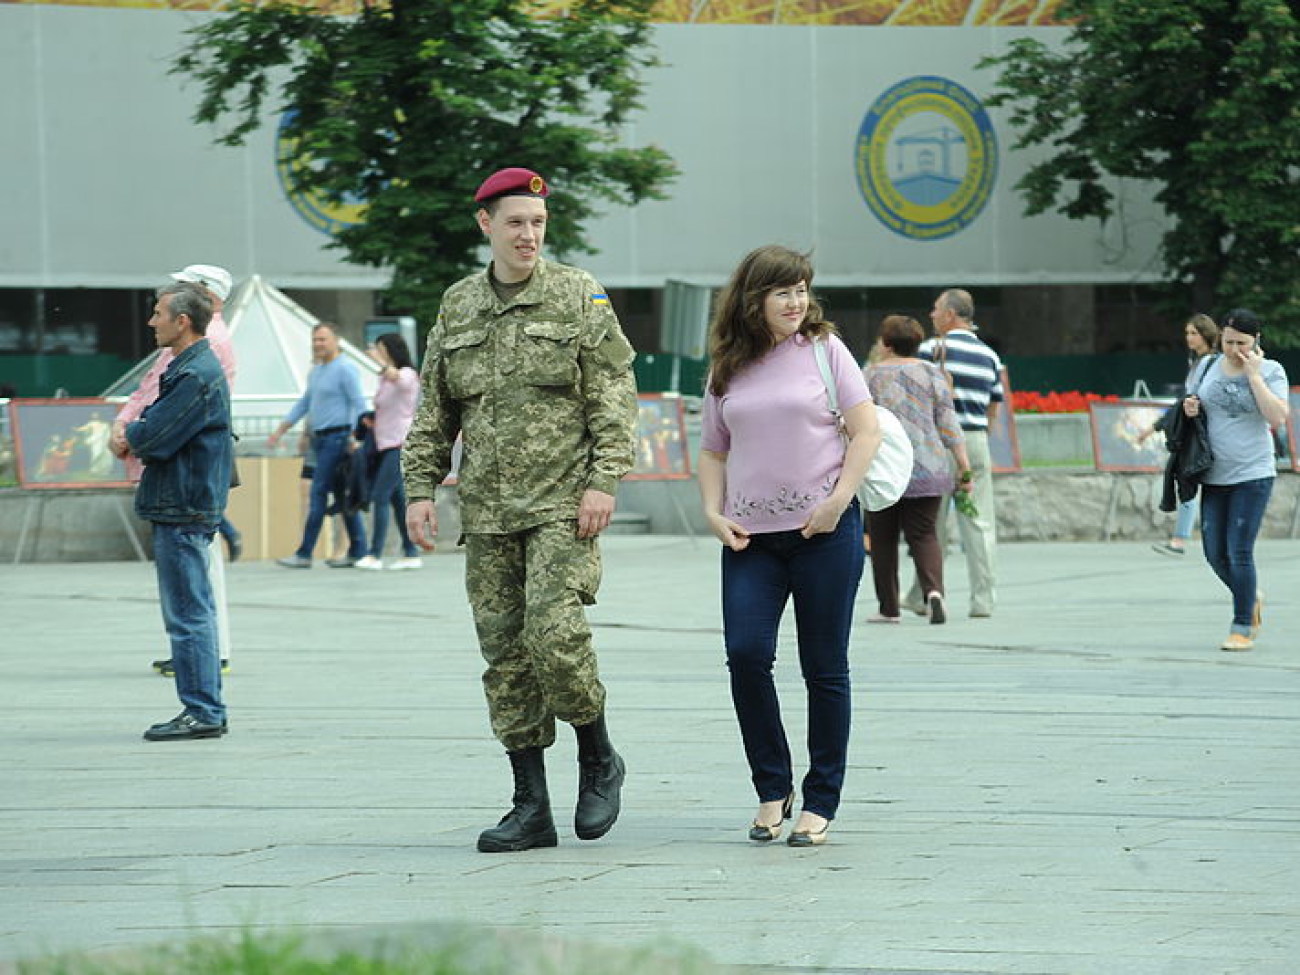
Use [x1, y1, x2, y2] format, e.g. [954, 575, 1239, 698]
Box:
[464, 520, 607, 752]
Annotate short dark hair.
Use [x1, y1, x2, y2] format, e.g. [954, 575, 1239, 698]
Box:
[879, 314, 924, 357]
[1221, 308, 1262, 337]
[157, 282, 213, 335]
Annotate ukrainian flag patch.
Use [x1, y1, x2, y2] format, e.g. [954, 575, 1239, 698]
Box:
[590, 293, 610, 306]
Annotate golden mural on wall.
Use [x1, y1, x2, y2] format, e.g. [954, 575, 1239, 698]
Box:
[1, 0, 1067, 26]
[0, 0, 360, 10]
[606, 0, 1067, 25]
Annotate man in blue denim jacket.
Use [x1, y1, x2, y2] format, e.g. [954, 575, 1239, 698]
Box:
[113, 282, 233, 741]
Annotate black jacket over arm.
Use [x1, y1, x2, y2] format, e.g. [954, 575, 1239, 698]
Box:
[1158, 405, 1213, 512]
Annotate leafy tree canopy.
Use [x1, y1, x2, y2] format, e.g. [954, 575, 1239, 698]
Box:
[172, 0, 677, 324]
[981, 0, 1300, 344]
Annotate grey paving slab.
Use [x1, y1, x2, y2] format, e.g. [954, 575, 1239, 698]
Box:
[2, 537, 1299, 974]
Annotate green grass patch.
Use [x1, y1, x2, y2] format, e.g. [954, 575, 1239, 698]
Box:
[16, 927, 734, 975]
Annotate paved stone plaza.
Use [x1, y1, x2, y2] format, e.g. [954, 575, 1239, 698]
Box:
[2, 537, 1298, 974]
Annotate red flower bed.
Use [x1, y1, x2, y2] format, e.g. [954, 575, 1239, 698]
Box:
[1010, 390, 1119, 414]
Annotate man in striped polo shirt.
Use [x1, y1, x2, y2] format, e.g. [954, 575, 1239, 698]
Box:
[907, 288, 1003, 618]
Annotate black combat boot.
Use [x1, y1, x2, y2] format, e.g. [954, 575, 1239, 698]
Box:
[573, 713, 626, 840]
[476, 747, 559, 853]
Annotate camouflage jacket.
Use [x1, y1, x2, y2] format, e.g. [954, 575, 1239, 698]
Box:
[404, 258, 638, 533]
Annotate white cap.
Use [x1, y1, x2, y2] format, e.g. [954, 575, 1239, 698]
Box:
[170, 264, 233, 302]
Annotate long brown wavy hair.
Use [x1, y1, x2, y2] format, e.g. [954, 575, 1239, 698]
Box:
[707, 245, 836, 396]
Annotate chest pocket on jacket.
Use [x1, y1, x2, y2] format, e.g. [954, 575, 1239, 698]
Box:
[441, 328, 492, 399]
[520, 320, 581, 388]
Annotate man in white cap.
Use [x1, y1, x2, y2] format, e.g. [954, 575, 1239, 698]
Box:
[114, 264, 238, 675]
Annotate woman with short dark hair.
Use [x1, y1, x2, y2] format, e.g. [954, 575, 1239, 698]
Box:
[863, 315, 970, 625]
[1182, 309, 1288, 651]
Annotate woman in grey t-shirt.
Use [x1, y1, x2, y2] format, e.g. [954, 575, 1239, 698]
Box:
[1183, 309, 1289, 651]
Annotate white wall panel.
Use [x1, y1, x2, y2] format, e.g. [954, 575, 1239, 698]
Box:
[0, 7, 1166, 291]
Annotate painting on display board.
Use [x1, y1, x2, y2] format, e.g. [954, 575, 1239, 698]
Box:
[988, 367, 1021, 473]
[440, 395, 690, 487]
[8, 398, 132, 489]
[1088, 400, 1170, 473]
[1285, 387, 1300, 473]
[628, 394, 692, 481]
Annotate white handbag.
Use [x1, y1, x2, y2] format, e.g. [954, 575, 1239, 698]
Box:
[812, 338, 914, 512]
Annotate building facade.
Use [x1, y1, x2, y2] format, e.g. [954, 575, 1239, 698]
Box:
[1, 0, 1175, 398]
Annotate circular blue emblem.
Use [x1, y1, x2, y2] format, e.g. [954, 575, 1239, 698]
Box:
[855, 76, 998, 241]
[275, 111, 368, 237]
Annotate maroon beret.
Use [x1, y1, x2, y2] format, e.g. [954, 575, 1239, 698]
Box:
[473, 167, 549, 204]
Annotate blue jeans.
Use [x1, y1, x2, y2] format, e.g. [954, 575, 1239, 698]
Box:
[1200, 478, 1272, 634]
[720, 502, 864, 821]
[153, 523, 225, 725]
[1173, 496, 1198, 541]
[297, 430, 366, 560]
[368, 448, 418, 559]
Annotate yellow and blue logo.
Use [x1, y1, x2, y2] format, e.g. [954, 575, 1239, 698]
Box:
[275, 111, 368, 236]
[855, 76, 997, 241]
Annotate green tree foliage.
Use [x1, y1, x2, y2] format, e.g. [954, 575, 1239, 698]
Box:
[172, 0, 677, 321]
[981, 0, 1300, 342]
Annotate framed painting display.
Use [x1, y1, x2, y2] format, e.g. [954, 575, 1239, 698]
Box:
[988, 367, 1021, 473]
[1286, 388, 1300, 473]
[7, 398, 132, 489]
[1088, 400, 1169, 473]
[438, 394, 689, 487]
[628, 394, 692, 481]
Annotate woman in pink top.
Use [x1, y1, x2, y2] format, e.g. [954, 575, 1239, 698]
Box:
[699, 246, 882, 847]
[355, 333, 422, 570]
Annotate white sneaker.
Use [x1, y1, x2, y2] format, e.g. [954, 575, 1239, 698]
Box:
[388, 557, 423, 571]
[354, 556, 384, 571]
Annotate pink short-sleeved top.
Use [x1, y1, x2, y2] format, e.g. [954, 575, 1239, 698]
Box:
[700, 333, 870, 533]
[372, 366, 420, 451]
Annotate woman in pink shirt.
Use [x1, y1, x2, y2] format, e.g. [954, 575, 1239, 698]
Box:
[699, 246, 882, 847]
[355, 333, 422, 570]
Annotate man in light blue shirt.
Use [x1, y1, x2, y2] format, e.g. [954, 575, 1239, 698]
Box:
[269, 323, 368, 567]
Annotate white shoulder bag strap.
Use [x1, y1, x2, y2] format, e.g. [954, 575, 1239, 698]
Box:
[811, 338, 844, 431]
[812, 337, 913, 512]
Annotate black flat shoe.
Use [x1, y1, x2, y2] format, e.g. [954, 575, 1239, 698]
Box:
[143, 712, 226, 741]
[748, 792, 794, 842]
[787, 823, 829, 847]
[157, 659, 229, 677]
[927, 591, 947, 625]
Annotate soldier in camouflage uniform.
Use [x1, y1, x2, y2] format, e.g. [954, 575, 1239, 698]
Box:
[404, 167, 639, 853]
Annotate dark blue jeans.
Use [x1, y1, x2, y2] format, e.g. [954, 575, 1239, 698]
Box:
[720, 503, 864, 821]
[1200, 477, 1273, 634]
[368, 448, 418, 559]
[297, 429, 366, 560]
[153, 523, 225, 725]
